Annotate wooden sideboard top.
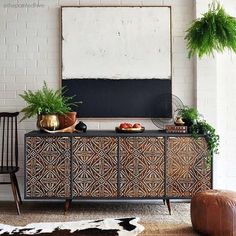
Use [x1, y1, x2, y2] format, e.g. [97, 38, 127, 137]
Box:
[25, 130, 202, 137]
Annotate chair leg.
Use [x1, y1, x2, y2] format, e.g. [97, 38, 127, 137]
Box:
[12, 173, 22, 205]
[10, 174, 21, 215]
[163, 199, 166, 205]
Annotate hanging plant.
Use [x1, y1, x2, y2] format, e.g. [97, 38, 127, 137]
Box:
[185, 2, 236, 58]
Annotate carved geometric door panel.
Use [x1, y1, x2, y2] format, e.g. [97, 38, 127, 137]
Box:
[25, 136, 71, 198]
[119, 137, 164, 198]
[72, 137, 117, 198]
[166, 137, 211, 197]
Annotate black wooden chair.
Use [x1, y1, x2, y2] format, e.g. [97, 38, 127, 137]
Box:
[0, 112, 22, 214]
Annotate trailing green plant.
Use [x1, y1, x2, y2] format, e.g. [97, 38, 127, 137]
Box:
[185, 2, 236, 58]
[191, 120, 220, 165]
[177, 106, 219, 165]
[20, 81, 81, 121]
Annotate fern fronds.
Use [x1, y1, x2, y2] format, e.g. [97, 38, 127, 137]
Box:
[19, 81, 82, 121]
[185, 2, 236, 58]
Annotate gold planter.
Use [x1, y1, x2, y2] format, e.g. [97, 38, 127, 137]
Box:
[38, 114, 60, 131]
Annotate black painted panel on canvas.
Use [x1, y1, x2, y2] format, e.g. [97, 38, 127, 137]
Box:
[62, 79, 172, 118]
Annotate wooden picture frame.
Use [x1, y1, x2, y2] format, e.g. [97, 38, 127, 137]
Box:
[61, 6, 172, 118]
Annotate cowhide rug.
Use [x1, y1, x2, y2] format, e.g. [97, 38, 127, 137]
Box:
[0, 217, 144, 236]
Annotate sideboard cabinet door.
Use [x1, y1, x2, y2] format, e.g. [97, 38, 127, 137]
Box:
[25, 136, 71, 198]
[119, 137, 165, 198]
[166, 137, 211, 197]
[72, 137, 117, 198]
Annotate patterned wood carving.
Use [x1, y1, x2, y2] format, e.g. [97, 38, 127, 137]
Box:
[25, 137, 71, 198]
[120, 137, 164, 198]
[166, 137, 211, 197]
[72, 137, 117, 198]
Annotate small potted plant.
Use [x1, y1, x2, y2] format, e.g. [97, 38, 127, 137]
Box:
[177, 106, 200, 127]
[20, 82, 80, 131]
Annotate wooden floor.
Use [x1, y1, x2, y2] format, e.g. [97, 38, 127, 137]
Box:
[140, 222, 198, 235]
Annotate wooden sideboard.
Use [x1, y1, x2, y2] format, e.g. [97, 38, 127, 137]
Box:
[24, 131, 212, 213]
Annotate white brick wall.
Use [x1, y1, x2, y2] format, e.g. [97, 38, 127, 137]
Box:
[215, 0, 236, 190]
[0, 0, 199, 200]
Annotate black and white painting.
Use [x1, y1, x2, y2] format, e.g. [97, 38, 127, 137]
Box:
[61, 7, 172, 118]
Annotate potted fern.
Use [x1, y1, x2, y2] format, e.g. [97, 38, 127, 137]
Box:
[20, 82, 80, 130]
[185, 2, 236, 58]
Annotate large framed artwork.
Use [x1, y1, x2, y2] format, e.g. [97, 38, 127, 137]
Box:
[61, 6, 172, 118]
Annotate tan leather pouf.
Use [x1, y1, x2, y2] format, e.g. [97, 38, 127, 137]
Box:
[191, 190, 236, 236]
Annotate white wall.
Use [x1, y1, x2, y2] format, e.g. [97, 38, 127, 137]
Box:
[193, 0, 236, 191]
[194, 0, 219, 189]
[215, 0, 236, 190]
[5, 0, 232, 201]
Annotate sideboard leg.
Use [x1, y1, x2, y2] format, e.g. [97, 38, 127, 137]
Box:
[64, 199, 72, 214]
[166, 199, 171, 215]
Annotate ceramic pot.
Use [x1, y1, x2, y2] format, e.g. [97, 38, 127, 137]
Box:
[39, 114, 60, 131]
[75, 121, 87, 133]
[58, 112, 77, 129]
